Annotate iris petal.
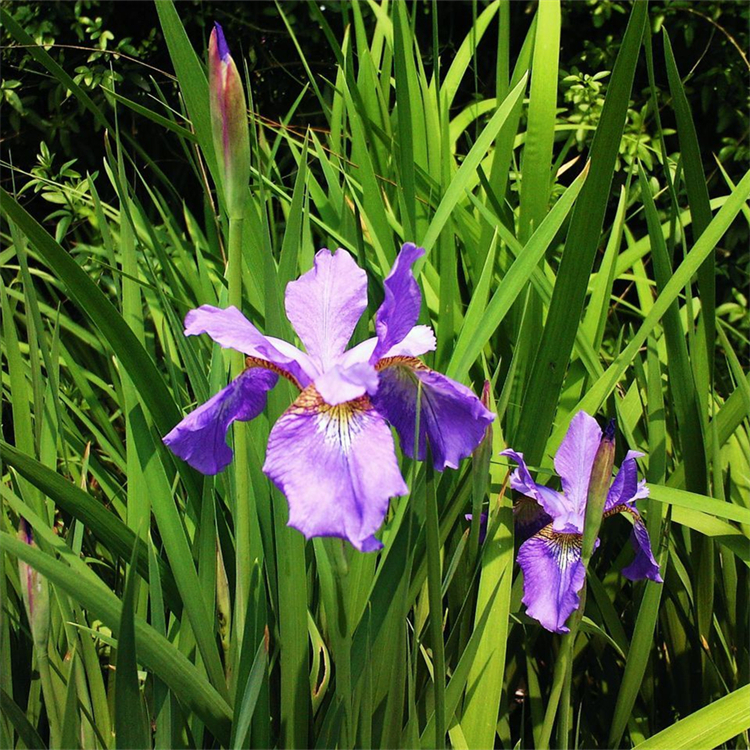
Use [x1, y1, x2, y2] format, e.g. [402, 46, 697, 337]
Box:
[372, 242, 425, 361]
[383, 325, 436, 358]
[373, 358, 494, 471]
[513, 495, 553, 541]
[338, 326, 436, 370]
[553, 411, 602, 529]
[314, 362, 379, 406]
[500, 449, 572, 529]
[605, 450, 647, 512]
[517, 526, 587, 633]
[610, 507, 663, 583]
[163, 367, 278, 475]
[623, 515, 663, 583]
[185, 305, 315, 386]
[263, 387, 408, 552]
[284, 249, 367, 372]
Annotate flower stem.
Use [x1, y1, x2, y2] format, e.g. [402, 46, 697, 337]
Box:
[333, 548, 354, 750]
[537, 586, 585, 750]
[425, 452, 446, 750]
[227, 216, 250, 655]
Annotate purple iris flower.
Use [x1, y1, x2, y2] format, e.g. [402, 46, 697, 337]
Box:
[164, 243, 494, 552]
[501, 411, 662, 633]
[464, 513, 488, 544]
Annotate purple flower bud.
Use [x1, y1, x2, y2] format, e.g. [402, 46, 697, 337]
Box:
[208, 23, 251, 218]
[213, 22, 231, 63]
[17, 519, 50, 649]
[604, 418, 616, 443]
[464, 512, 488, 544]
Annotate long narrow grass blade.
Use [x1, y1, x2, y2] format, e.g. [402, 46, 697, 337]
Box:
[115, 542, 150, 749]
[554, 168, 750, 444]
[515, 0, 648, 464]
[631, 685, 750, 750]
[0, 189, 182, 438]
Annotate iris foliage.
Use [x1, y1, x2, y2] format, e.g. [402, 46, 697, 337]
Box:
[1, 2, 749, 749]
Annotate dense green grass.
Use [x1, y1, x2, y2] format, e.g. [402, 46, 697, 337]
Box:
[2, 1, 749, 748]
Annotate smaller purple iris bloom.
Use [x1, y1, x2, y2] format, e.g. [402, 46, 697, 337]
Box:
[501, 411, 662, 633]
[464, 513, 488, 544]
[164, 243, 494, 552]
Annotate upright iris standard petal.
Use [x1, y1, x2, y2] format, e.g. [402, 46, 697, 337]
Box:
[208, 23, 250, 218]
[185, 305, 316, 387]
[372, 242, 426, 361]
[285, 249, 368, 372]
[164, 367, 278, 474]
[263, 387, 408, 552]
[338, 325, 436, 369]
[604, 450, 647, 512]
[373, 359, 494, 471]
[553, 411, 603, 529]
[517, 526, 587, 634]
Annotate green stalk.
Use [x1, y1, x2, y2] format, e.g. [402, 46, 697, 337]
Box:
[558, 655, 573, 750]
[227, 216, 250, 652]
[37, 649, 61, 748]
[333, 542, 354, 750]
[537, 588, 585, 750]
[425, 452, 446, 750]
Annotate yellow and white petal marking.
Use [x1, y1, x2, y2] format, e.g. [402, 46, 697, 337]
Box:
[536, 524, 583, 567]
[288, 385, 373, 454]
[375, 355, 429, 372]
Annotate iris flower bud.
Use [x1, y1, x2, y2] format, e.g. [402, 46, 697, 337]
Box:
[581, 419, 616, 566]
[208, 22, 251, 219]
[17, 519, 50, 650]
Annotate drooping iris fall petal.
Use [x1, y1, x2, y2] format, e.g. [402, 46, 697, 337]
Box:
[185, 304, 315, 387]
[500, 449, 572, 528]
[263, 387, 408, 552]
[164, 367, 278, 474]
[620, 510, 663, 582]
[517, 527, 587, 634]
[373, 360, 494, 471]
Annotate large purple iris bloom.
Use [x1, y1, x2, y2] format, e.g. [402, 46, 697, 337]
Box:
[164, 243, 494, 552]
[501, 411, 662, 633]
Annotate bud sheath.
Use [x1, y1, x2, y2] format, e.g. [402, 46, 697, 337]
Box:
[209, 22, 251, 218]
[581, 419, 616, 566]
[17, 519, 50, 650]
